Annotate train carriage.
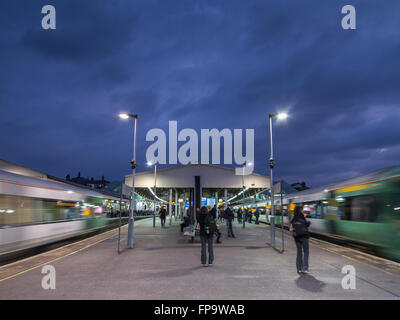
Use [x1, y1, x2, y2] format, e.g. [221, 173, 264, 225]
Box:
[282, 166, 400, 262]
[0, 169, 130, 259]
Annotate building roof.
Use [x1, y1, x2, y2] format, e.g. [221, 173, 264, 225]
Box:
[125, 164, 270, 189]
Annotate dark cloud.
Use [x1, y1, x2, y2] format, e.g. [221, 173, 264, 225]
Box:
[0, 0, 400, 187]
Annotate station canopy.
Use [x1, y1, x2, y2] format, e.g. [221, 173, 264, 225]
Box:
[124, 164, 270, 204]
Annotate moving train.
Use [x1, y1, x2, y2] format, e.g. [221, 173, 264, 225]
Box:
[0, 168, 131, 260]
[262, 166, 400, 262]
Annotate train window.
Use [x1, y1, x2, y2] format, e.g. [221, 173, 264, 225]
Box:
[350, 195, 378, 222]
[303, 203, 322, 218]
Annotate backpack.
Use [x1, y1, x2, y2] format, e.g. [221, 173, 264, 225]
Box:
[291, 218, 308, 237]
[204, 213, 217, 235]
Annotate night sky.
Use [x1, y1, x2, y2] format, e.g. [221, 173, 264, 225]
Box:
[1, 0, 400, 188]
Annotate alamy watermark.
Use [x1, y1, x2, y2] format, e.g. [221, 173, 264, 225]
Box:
[341, 265, 356, 290]
[146, 121, 254, 175]
[41, 265, 56, 290]
[41, 5, 56, 30]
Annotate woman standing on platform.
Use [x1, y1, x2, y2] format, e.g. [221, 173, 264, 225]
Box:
[197, 206, 215, 267]
[290, 206, 311, 274]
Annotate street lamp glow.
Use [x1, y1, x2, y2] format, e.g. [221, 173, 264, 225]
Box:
[247, 162, 253, 166]
[119, 113, 130, 120]
[277, 112, 288, 120]
[147, 161, 153, 166]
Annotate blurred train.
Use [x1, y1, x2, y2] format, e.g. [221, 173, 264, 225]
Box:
[0, 168, 132, 259]
[262, 166, 400, 262]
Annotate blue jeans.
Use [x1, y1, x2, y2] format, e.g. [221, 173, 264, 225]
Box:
[227, 220, 234, 237]
[200, 235, 214, 265]
[295, 237, 309, 271]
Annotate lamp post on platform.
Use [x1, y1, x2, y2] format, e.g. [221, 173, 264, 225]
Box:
[241, 162, 253, 229]
[119, 112, 138, 249]
[147, 161, 157, 228]
[268, 112, 288, 248]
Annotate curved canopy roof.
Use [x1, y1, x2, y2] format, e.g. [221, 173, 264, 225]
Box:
[125, 164, 270, 189]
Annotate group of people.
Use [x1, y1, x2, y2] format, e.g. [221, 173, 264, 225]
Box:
[195, 204, 311, 274]
[235, 208, 260, 224]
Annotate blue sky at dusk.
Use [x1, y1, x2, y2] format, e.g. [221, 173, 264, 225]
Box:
[1, 0, 400, 187]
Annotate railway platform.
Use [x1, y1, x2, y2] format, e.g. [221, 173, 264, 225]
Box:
[0, 217, 399, 300]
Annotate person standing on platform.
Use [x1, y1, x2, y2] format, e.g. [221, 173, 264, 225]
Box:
[248, 209, 253, 223]
[218, 206, 224, 223]
[197, 206, 215, 267]
[225, 205, 235, 238]
[290, 206, 311, 274]
[254, 208, 260, 224]
[159, 206, 167, 227]
[209, 205, 217, 219]
[237, 208, 242, 224]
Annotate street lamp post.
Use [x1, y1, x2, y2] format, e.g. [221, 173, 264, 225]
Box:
[268, 112, 287, 248]
[148, 162, 157, 228]
[119, 112, 138, 249]
[241, 162, 252, 228]
[242, 167, 246, 229]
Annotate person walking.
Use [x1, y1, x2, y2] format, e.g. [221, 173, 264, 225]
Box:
[225, 205, 235, 238]
[290, 206, 311, 274]
[159, 206, 167, 227]
[197, 206, 215, 267]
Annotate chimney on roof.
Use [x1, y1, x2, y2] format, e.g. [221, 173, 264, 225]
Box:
[102, 176, 105, 181]
[78, 172, 81, 178]
[66, 174, 70, 181]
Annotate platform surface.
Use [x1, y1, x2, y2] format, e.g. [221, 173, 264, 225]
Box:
[0, 217, 399, 300]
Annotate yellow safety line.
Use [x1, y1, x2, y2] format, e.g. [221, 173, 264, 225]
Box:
[0, 232, 119, 283]
[309, 239, 399, 276]
[0, 226, 127, 283]
[262, 222, 400, 276]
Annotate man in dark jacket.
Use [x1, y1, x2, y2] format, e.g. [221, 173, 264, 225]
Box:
[225, 205, 235, 238]
[209, 205, 217, 219]
[291, 206, 311, 274]
[159, 206, 167, 227]
[237, 208, 242, 223]
[254, 209, 260, 224]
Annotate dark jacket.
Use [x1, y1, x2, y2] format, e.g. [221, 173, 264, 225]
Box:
[159, 208, 166, 219]
[225, 207, 234, 222]
[291, 215, 310, 239]
[198, 213, 213, 238]
[209, 207, 217, 219]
